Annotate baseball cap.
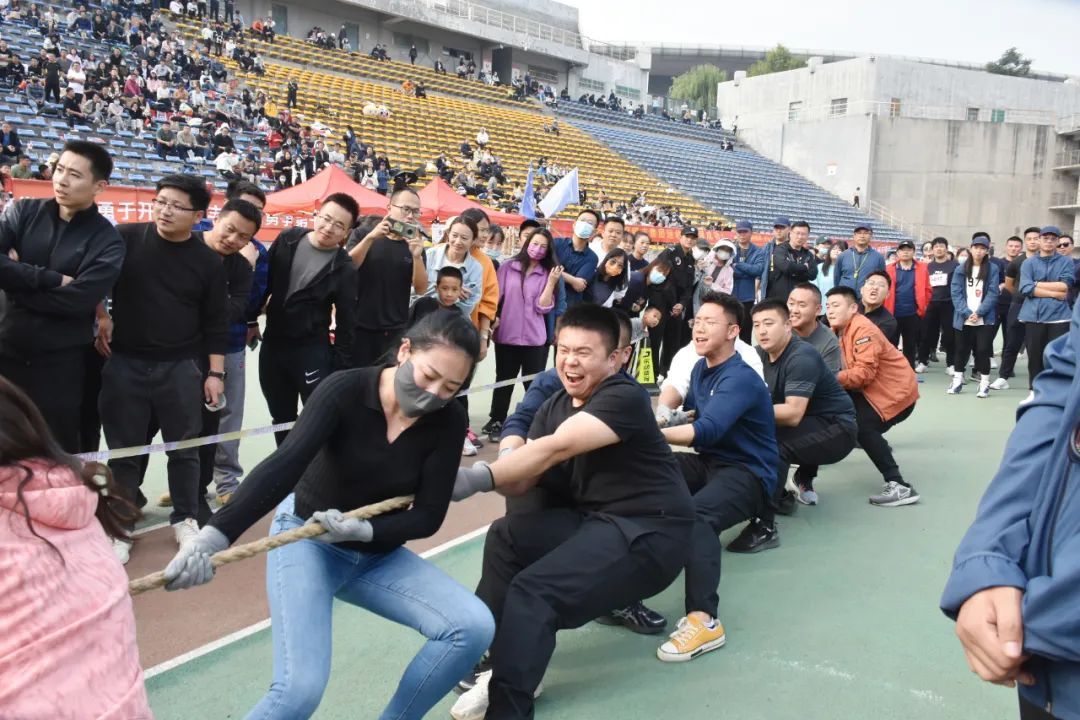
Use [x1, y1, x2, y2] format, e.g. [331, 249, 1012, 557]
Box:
[695, 238, 711, 251]
[971, 231, 991, 243]
[970, 235, 991, 248]
[681, 226, 699, 237]
[735, 219, 753, 232]
[854, 222, 873, 233]
[897, 240, 915, 250]
[773, 217, 790, 228]
[1041, 225, 1062, 237]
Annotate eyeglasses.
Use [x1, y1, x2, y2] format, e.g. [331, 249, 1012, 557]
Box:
[315, 214, 349, 233]
[864, 281, 890, 290]
[391, 203, 421, 218]
[1059, 243, 1073, 249]
[691, 318, 727, 330]
[152, 198, 196, 213]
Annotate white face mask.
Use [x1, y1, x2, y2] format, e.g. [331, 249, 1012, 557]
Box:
[692, 247, 707, 261]
[573, 220, 595, 239]
[716, 250, 732, 261]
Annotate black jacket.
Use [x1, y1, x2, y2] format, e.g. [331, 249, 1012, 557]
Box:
[0, 198, 123, 357]
[260, 228, 357, 368]
[662, 245, 695, 310]
[766, 242, 818, 301]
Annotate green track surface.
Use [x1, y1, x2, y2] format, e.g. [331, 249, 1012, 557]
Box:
[144, 354, 1027, 719]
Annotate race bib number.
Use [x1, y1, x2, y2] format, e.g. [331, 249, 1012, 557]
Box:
[930, 271, 947, 287]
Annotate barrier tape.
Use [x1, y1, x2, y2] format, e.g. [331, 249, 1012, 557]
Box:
[77, 372, 541, 463]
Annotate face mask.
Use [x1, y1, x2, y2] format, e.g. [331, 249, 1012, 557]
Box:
[574, 220, 595, 239]
[716, 250, 732, 261]
[484, 248, 501, 260]
[649, 269, 667, 285]
[394, 359, 451, 418]
[692, 247, 707, 261]
[526, 243, 547, 260]
[818, 247, 829, 257]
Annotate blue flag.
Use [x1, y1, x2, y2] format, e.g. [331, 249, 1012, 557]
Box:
[520, 166, 536, 219]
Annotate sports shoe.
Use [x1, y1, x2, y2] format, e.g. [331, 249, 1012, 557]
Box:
[1021, 390, 1035, 405]
[457, 654, 491, 692]
[112, 538, 132, 565]
[989, 377, 1009, 391]
[726, 519, 779, 553]
[656, 615, 726, 663]
[462, 437, 478, 457]
[977, 375, 990, 399]
[868, 481, 920, 507]
[914, 362, 927, 374]
[775, 489, 797, 516]
[172, 517, 201, 547]
[484, 420, 503, 445]
[796, 486, 818, 506]
[946, 373, 963, 394]
[595, 601, 668, 635]
[451, 670, 542, 719]
[158, 492, 173, 507]
[465, 428, 484, 449]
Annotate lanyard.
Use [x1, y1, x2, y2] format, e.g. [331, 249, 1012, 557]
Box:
[852, 250, 871, 280]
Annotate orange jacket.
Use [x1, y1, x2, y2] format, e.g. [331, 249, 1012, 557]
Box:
[884, 261, 932, 318]
[836, 313, 919, 421]
[470, 246, 499, 328]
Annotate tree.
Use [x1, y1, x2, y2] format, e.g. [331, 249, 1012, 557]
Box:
[747, 44, 806, 77]
[669, 64, 727, 113]
[986, 47, 1032, 76]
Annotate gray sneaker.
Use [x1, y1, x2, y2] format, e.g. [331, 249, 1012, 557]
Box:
[869, 481, 920, 507]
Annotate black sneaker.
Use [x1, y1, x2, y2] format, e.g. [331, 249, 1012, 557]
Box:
[457, 653, 492, 692]
[776, 490, 797, 516]
[484, 420, 503, 445]
[727, 520, 780, 554]
[595, 601, 668, 635]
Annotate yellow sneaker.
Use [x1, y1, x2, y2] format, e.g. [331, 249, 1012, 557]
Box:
[158, 492, 172, 507]
[656, 614, 726, 663]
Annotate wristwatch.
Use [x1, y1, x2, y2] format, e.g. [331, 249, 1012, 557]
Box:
[208, 370, 227, 380]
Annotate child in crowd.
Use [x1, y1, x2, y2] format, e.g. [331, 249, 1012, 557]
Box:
[410, 266, 465, 325]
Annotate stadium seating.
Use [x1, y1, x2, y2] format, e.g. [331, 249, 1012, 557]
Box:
[571, 120, 909, 242]
[556, 101, 731, 145]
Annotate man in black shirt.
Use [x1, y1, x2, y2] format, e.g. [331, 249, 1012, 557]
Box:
[992, 235, 1023, 352]
[257, 192, 358, 446]
[728, 301, 857, 553]
[97, 174, 228, 556]
[62, 87, 86, 128]
[0, 141, 123, 453]
[765, 219, 817, 301]
[861, 270, 899, 345]
[991, 227, 1040, 390]
[659, 226, 697, 374]
[917, 237, 958, 372]
[43, 53, 61, 103]
[346, 187, 427, 366]
[451, 305, 693, 719]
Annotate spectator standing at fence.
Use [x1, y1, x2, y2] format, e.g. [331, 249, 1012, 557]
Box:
[0, 141, 123, 454]
[917, 237, 959, 374]
[765, 220, 817, 302]
[1018, 225, 1075, 396]
[834, 223, 885, 292]
[884, 239, 931, 368]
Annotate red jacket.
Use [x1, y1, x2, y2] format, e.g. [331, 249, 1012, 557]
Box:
[884, 261, 932, 318]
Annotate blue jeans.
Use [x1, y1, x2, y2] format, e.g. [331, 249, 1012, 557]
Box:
[248, 495, 494, 720]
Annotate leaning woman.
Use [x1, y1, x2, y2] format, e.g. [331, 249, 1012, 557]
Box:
[162, 313, 495, 720]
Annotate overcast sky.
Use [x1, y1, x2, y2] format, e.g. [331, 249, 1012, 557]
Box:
[574, 0, 1077, 76]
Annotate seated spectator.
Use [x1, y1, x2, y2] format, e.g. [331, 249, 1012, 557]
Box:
[434, 59, 447, 74]
[9, 154, 33, 179]
[0, 122, 20, 162]
[62, 88, 87, 128]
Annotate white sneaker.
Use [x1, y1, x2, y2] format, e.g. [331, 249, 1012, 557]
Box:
[451, 670, 542, 720]
[462, 438, 478, 457]
[172, 517, 200, 547]
[989, 378, 1009, 391]
[914, 362, 927, 374]
[1021, 390, 1035, 405]
[977, 375, 990, 399]
[990, 357, 999, 370]
[946, 373, 963, 395]
[112, 537, 132, 565]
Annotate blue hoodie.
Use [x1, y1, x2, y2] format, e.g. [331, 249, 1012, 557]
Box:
[950, 260, 1001, 330]
[731, 242, 764, 303]
[1019, 253, 1075, 324]
[941, 301, 1080, 719]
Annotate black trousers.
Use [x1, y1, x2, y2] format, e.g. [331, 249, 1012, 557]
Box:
[80, 343, 105, 454]
[477, 509, 691, 719]
[660, 313, 688, 375]
[489, 343, 546, 422]
[676, 453, 766, 617]
[760, 417, 857, 526]
[44, 80, 60, 103]
[1019, 695, 1057, 720]
[998, 303, 1026, 380]
[1026, 322, 1069, 388]
[647, 319, 666, 375]
[99, 354, 203, 524]
[954, 324, 995, 377]
[896, 313, 921, 367]
[259, 341, 331, 446]
[739, 300, 755, 344]
[918, 301, 954, 366]
[350, 326, 402, 368]
[0, 348, 85, 454]
[994, 301, 1011, 349]
[850, 392, 914, 486]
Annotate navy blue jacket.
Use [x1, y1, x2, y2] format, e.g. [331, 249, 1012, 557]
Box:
[833, 247, 885, 292]
[1019, 253, 1075, 324]
[731, 242, 764, 303]
[950, 261, 1001, 330]
[942, 301, 1080, 717]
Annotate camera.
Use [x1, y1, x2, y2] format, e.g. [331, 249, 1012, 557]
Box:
[390, 219, 419, 240]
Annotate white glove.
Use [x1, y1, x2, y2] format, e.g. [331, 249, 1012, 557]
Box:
[163, 525, 229, 591]
[655, 404, 673, 427]
[309, 509, 374, 543]
[453, 461, 494, 501]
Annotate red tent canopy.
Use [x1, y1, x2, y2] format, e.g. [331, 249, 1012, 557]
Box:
[263, 165, 388, 216]
[416, 178, 524, 227]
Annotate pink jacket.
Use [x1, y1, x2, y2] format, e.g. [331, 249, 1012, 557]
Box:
[0, 460, 152, 719]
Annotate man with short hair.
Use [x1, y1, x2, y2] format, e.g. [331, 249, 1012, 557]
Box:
[554, 208, 600, 306]
[786, 282, 841, 371]
[917, 237, 960, 373]
[730, 219, 764, 342]
[589, 216, 624, 265]
[156, 119, 178, 159]
[991, 235, 1022, 353]
[658, 225, 698, 373]
[765, 219, 817, 302]
[0, 122, 21, 163]
[1058, 234, 1074, 256]
[990, 227, 1041, 390]
[10, 154, 33, 179]
[885, 239, 931, 367]
[97, 174, 228, 557]
[257, 193, 358, 445]
[0, 141, 123, 453]
[860, 270, 900, 345]
[834, 223, 885, 292]
[450, 304, 694, 716]
[347, 187, 428, 367]
[757, 217, 789, 300]
[826, 285, 920, 507]
[727, 300, 857, 552]
[1018, 225, 1074, 394]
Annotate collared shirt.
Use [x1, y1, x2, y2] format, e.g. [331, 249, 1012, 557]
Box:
[554, 236, 597, 306]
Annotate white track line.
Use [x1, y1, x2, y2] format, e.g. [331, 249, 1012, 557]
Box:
[142, 523, 492, 679]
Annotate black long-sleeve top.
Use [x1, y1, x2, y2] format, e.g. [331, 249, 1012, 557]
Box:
[0, 198, 124, 357]
[208, 367, 467, 553]
[111, 223, 228, 359]
[220, 251, 253, 326]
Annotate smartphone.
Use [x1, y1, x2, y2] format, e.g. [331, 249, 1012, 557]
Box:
[390, 219, 418, 240]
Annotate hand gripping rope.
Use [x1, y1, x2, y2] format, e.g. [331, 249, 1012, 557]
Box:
[127, 495, 414, 595]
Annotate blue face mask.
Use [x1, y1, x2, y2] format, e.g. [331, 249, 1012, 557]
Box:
[649, 269, 667, 285]
[574, 220, 595, 239]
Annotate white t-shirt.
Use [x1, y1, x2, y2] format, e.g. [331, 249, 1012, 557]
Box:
[661, 338, 765, 401]
[964, 275, 985, 325]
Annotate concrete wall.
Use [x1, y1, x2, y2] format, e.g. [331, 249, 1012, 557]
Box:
[779, 114, 873, 203]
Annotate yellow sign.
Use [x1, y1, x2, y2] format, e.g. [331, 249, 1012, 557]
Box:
[635, 342, 656, 385]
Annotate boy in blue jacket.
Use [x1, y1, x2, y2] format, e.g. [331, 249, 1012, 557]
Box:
[941, 299, 1080, 720]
